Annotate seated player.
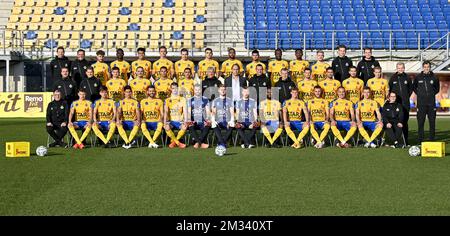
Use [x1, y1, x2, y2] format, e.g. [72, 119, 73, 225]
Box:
[283, 88, 310, 149]
[117, 86, 141, 149]
[308, 86, 331, 149]
[140, 85, 164, 148]
[188, 85, 212, 149]
[164, 83, 188, 148]
[356, 87, 384, 148]
[330, 87, 357, 148]
[211, 84, 235, 147]
[179, 68, 195, 99]
[130, 66, 151, 102]
[259, 88, 283, 148]
[92, 86, 117, 148]
[106, 67, 127, 102]
[235, 87, 259, 149]
[153, 66, 173, 100]
[68, 89, 93, 149]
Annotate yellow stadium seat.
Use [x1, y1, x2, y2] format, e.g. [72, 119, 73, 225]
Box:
[195, 39, 203, 49]
[139, 32, 149, 39]
[154, 0, 163, 7]
[163, 15, 172, 23]
[14, 0, 25, 7]
[17, 24, 27, 31]
[73, 24, 83, 31]
[164, 9, 173, 16]
[24, 39, 35, 48]
[185, 16, 194, 23]
[172, 40, 182, 49]
[98, 8, 108, 15]
[122, 0, 131, 7]
[137, 40, 148, 48]
[69, 40, 79, 49]
[141, 16, 150, 23]
[185, 8, 194, 15]
[174, 15, 183, 23]
[22, 8, 33, 15]
[9, 15, 19, 23]
[66, 8, 77, 15]
[111, 0, 121, 7]
[37, 32, 48, 40]
[175, 0, 184, 7]
[59, 40, 68, 47]
[90, 0, 100, 7]
[24, 1, 34, 7]
[84, 24, 95, 31]
[76, 16, 86, 23]
[68, 0, 78, 7]
[196, 8, 206, 15]
[116, 32, 126, 40]
[128, 33, 136, 40]
[82, 33, 93, 40]
[79, 0, 89, 7]
[64, 15, 75, 22]
[184, 32, 192, 40]
[99, 24, 109, 31]
[11, 7, 21, 15]
[149, 40, 159, 49]
[130, 16, 140, 23]
[47, 0, 57, 7]
[186, 0, 195, 7]
[152, 8, 162, 15]
[195, 24, 205, 31]
[162, 24, 171, 31]
[197, 0, 206, 7]
[100, 0, 110, 7]
[163, 40, 170, 47]
[150, 23, 160, 30]
[119, 16, 129, 23]
[39, 23, 50, 30]
[152, 17, 162, 23]
[184, 23, 193, 31]
[175, 8, 184, 15]
[106, 25, 117, 31]
[6, 23, 15, 30]
[107, 32, 115, 41]
[95, 32, 106, 40]
[97, 16, 107, 23]
[114, 40, 126, 49]
[84, 15, 94, 23]
[195, 32, 205, 40]
[42, 8, 52, 15]
[71, 33, 80, 40]
[132, 0, 142, 6]
[132, 7, 142, 14]
[173, 24, 182, 31]
[77, 8, 88, 15]
[28, 23, 39, 31]
[60, 32, 70, 40]
[53, 16, 63, 23]
[20, 16, 30, 23]
[163, 32, 171, 40]
[92, 40, 103, 49]
[29, 15, 41, 23]
[61, 24, 72, 31]
[150, 32, 159, 40]
[126, 40, 136, 49]
[117, 24, 127, 31]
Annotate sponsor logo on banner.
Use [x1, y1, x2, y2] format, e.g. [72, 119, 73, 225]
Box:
[0, 92, 53, 117]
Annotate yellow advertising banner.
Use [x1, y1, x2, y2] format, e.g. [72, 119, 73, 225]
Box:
[0, 92, 53, 118]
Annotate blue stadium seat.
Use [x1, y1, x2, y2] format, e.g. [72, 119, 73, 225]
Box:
[45, 39, 58, 49]
[80, 40, 92, 49]
[164, 0, 175, 7]
[25, 31, 37, 40]
[172, 31, 183, 40]
[54, 7, 66, 15]
[119, 7, 131, 15]
[128, 23, 140, 31]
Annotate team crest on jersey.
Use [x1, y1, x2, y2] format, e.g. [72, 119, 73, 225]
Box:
[404, 81, 407, 84]
[288, 102, 291, 106]
[94, 83, 98, 87]
[109, 82, 113, 85]
[371, 81, 375, 84]
[371, 65, 375, 68]
[226, 63, 229, 66]
[324, 83, 327, 86]
[60, 105, 64, 109]
[361, 102, 364, 106]
[315, 66, 318, 69]
[347, 81, 350, 84]
[155, 102, 158, 105]
[54, 65, 58, 68]
[293, 62, 296, 65]
[58, 85, 61, 88]
[321, 101, 324, 104]
[98, 102, 102, 106]
[157, 82, 160, 85]
[345, 63, 349, 66]
[123, 101, 125, 105]
[396, 108, 399, 112]
[134, 82, 137, 85]
[202, 63, 206, 66]
[145, 102, 148, 105]
[69, 84, 73, 88]
[430, 80, 434, 84]
[311, 101, 315, 104]
[75, 103, 78, 106]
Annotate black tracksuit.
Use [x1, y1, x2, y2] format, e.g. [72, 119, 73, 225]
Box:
[389, 72, 413, 144]
[356, 56, 380, 83]
[71, 59, 90, 87]
[382, 102, 405, 145]
[248, 74, 271, 104]
[412, 71, 440, 143]
[79, 76, 101, 102]
[50, 56, 71, 80]
[46, 99, 69, 144]
[201, 76, 222, 101]
[332, 56, 353, 82]
[52, 77, 77, 105]
[274, 77, 296, 105]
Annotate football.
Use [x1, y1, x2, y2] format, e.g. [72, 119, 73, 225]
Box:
[36, 146, 48, 157]
[408, 146, 421, 157]
[215, 145, 227, 157]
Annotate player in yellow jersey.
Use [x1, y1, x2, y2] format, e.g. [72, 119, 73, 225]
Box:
[245, 49, 267, 79]
[259, 88, 284, 148]
[174, 48, 195, 81]
[117, 85, 141, 149]
[91, 50, 110, 86]
[342, 66, 364, 106]
[140, 85, 164, 148]
[308, 86, 331, 149]
[356, 87, 383, 148]
[330, 87, 357, 148]
[283, 88, 310, 148]
[197, 48, 220, 80]
[164, 83, 188, 148]
[268, 48, 289, 86]
[153, 46, 174, 80]
[179, 68, 195, 99]
[290, 49, 310, 83]
[297, 68, 318, 103]
[366, 66, 389, 107]
[106, 67, 127, 102]
[68, 89, 93, 149]
[131, 48, 152, 82]
[110, 48, 131, 83]
[220, 47, 244, 79]
[311, 50, 330, 82]
[129, 66, 151, 102]
[92, 86, 117, 148]
[319, 67, 341, 104]
[153, 66, 173, 100]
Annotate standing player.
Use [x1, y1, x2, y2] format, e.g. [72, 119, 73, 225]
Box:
[245, 49, 267, 80]
[91, 50, 110, 86]
[188, 85, 212, 149]
[68, 89, 93, 149]
[129, 66, 151, 102]
[289, 49, 310, 84]
[153, 66, 173, 100]
[174, 48, 195, 82]
[235, 87, 259, 148]
[211, 84, 235, 147]
[268, 48, 289, 86]
[179, 68, 195, 99]
[259, 88, 283, 148]
[308, 86, 330, 149]
[117, 86, 141, 149]
[111, 48, 131, 83]
[342, 66, 364, 106]
[106, 67, 127, 102]
[330, 87, 357, 148]
[92, 86, 117, 148]
[220, 48, 244, 79]
[297, 68, 318, 103]
[319, 67, 341, 104]
[153, 46, 174, 80]
[356, 87, 383, 148]
[311, 50, 330, 82]
[197, 48, 220, 80]
[367, 66, 389, 107]
[131, 48, 152, 82]
[283, 88, 310, 149]
[140, 85, 164, 148]
[164, 83, 188, 148]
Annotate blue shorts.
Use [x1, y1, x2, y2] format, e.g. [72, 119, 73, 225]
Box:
[121, 121, 135, 130]
[362, 121, 377, 132]
[264, 121, 280, 132]
[170, 121, 182, 130]
[73, 121, 88, 128]
[97, 121, 111, 130]
[313, 121, 326, 130]
[145, 122, 159, 131]
[335, 121, 352, 131]
[290, 121, 304, 131]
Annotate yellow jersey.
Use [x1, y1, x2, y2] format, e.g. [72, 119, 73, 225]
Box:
[130, 78, 151, 102]
[91, 62, 110, 86]
[311, 61, 330, 82]
[268, 60, 289, 85]
[260, 99, 281, 121]
[131, 59, 152, 80]
[357, 99, 379, 122]
[319, 79, 341, 104]
[140, 97, 163, 122]
[174, 59, 195, 81]
[283, 99, 306, 121]
[308, 98, 328, 122]
[198, 59, 220, 80]
[367, 78, 389, 106]
[154, 78, 173, 100]
[94, 99, 116, 121]
[119, 98, 139, 121]
[289, 60, 310, 83]
[110, 60, 131, 83]
[342, 77, 364, 105]
[153, 58, 174, 79]
[179, 79, 195, 99]
[245, 61, 267, 79]
[106, 78, 127, 102]
[331, 98, 353, 121]
[297, 79, 318, 102]
[221, 59, 244, 78]
[166, 96, 186, 121]
[71, 100, 92, 121]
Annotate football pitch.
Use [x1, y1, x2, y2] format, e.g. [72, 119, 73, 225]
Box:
[0, 118, 449, 216]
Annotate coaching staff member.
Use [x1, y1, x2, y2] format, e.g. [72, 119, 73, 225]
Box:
[79, 67, 101, 103]
[274, 68, 296, 104]
[46, 89, 69, 147]
[332, 45, 353, 82]
[71, 49, 90, 87]
[201, 67, 222, 101]
[52, 67, 77, 105]
[50, 46, 71, 81]
[248, 64, 270, 104]
[389, 62, 412, 145]
[413, 61, 440, 143]
[356, 47, 380, 83]
[382, 91, 405, 148]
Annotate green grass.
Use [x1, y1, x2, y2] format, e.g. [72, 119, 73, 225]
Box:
[0, 118, 449, 216]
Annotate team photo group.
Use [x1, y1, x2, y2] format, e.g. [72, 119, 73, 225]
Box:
[46, 45, 439, 151]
